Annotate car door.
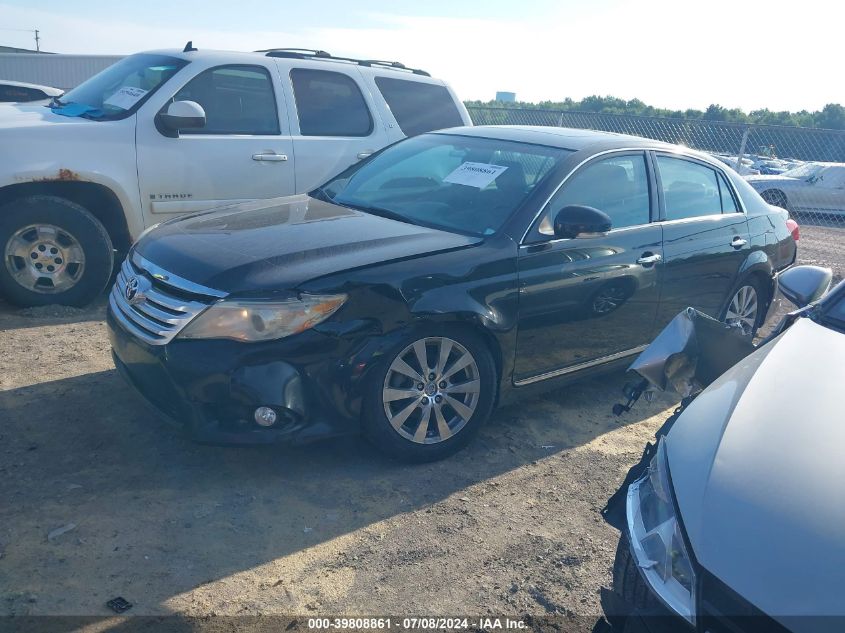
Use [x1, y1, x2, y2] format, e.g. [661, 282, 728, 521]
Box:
[814, 166, 845, 212]
[514, 151, 663, 384]
[281, 64, 392, 193]
[135, 63, 295, 223]
[653, 152, 752, 326]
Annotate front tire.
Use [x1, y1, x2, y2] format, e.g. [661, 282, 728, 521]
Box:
[363, 327, 497, 462]
[0, 196, 114, 307]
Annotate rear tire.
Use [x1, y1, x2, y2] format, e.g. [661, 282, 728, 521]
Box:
[0, 196, 113, 307]
[720, 276, 768, 337]
[362, 326, 497, 462]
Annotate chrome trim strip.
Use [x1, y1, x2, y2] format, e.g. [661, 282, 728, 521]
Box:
[130, 251, 228, 298]
[513, 344, 648, 387]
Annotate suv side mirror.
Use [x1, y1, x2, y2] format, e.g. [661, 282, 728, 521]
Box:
[158, 100, 206, 133]
[778, 265, 832, 308]
[554, 205, 612, 239]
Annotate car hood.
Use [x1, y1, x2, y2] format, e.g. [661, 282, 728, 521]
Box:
[745, 174, 800, 188]
[665, 317, 845, 628]
[0, 102, 95, 129]
[134, 195, 482, 294]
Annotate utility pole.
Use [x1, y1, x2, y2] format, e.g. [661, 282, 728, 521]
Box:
[34, 29, 40, 52]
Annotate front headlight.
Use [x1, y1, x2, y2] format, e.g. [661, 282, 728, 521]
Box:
[626, 437, 697, 623]
[179, 294, 346, 342]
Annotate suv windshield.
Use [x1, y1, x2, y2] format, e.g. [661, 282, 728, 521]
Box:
[54, 53, 187, 120]
[315, 134, 570, 236]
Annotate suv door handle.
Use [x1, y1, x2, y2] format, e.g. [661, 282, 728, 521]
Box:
[252, 152, 288, 162]
[357, 151, 374, 160]
[731, 236, 748, 248]
[636, 253, 662, 266]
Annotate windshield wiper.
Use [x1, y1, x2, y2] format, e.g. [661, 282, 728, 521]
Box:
[336, 201, 422, 227]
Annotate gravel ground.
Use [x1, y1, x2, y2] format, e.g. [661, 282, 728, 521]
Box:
[0, 226, 841, 626]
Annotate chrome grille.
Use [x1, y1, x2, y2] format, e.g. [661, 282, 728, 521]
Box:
[109, 252, 226, 345]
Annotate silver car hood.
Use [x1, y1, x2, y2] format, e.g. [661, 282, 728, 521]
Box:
[666, 317, 845, 628]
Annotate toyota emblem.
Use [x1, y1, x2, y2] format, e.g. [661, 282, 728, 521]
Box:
[124, 276, 150, 304]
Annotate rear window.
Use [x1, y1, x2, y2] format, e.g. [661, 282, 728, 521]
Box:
[0, 85, 45, 102]
[374, 77, 464, 136]
[290, 68, 373, 137]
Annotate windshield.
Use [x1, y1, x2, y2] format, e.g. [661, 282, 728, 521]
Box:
[54, 53, 187, 120]
[315, 134, 571, 237]
[782, 163, 826, 180]
[819, 284, 845, 333]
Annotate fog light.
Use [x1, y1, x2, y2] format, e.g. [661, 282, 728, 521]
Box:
[254, 406, 277, 427]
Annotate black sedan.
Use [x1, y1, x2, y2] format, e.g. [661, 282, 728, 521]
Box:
[107, 126, 797, 461]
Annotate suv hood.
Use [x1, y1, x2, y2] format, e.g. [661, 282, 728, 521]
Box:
[666, 317, 845, 626]
[134, 195, 482, 294]
[0, 103, 94, 129]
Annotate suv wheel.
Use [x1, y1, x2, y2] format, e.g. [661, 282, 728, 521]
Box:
[0, 195, 114, 307]
[363, 327, 496, 462]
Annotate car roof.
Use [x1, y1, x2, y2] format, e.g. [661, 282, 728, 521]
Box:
[432, 124, 681, 153]
[140, 48, 439, 80]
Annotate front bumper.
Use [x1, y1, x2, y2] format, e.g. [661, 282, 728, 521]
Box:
[107, 306, 359, 445]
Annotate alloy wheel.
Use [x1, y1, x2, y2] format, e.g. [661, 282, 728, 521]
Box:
[4, 223, 86, 293]
[382, 336, 480, 444]
[592, 285, 628, 314]
[725, 285, 758, 336]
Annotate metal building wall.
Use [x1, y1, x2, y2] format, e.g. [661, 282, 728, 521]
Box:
[0, 54, 124, 90]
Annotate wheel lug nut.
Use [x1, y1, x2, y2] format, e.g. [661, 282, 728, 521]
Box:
[434, 395, 443, 403]
[35, 263, 42, 269]
[38, 245, 46, 252]
[416, 383, 424, 390]
[30, 252, 38, 259]
[428, 373, 435, 380]
[47, 265, 55, 272]
[421, 396, 429, 405]
[55, 258, 62, 264]
[50, 247, 58, 254]
[439, 381, 447, 388]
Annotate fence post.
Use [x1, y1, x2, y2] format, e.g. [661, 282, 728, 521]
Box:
[735, 128, 750, 172]
[557, 111, 564, 128]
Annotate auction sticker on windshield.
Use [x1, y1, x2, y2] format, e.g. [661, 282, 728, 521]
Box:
[443, 162, 508, 189]
[104, 86, 148, 110]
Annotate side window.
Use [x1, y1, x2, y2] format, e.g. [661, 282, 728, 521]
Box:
[539, 154, 651, 235]
[657, 156, 722, 220]
[290, 69, 373, 137]
[0, 85, 42, 102]
[374, 77, 464, 136]
[173, 65, 279, 135]
[717, 173, 739, 213]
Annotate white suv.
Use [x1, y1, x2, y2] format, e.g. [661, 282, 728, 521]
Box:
[0, 45, 470, 306]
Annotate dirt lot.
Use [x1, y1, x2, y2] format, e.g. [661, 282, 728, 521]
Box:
[0, 226, 841, 626]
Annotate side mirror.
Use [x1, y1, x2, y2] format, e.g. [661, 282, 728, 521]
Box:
[158, 100, 206, 133]
[554, 205, 612, 239]
[778, 265, 832, 308]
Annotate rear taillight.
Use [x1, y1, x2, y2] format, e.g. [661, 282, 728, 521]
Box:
[786, 218, 800, 241]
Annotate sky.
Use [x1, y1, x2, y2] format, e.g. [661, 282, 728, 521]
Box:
[1, 0, 843, 113]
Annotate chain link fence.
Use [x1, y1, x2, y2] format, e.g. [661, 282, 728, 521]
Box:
[467, 106, 845, 227]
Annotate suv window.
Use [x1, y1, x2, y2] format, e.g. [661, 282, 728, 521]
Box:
[174, 65, 279, 135]
[657, 156, 726, 219]
[290, 68, 373, 137]
[374, 77, 464, 136]
[539, 154, 651, 234]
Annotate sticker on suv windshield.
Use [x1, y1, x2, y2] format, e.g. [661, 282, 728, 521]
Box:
[104, 86, 149, 110]
[443, 162, 508, 189]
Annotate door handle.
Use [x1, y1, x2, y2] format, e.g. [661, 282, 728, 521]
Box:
[357, 150, 374, 160]
[731, 237, 748, 248]
[636, 253, 662, 265]
[252, 152, 288, 162]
